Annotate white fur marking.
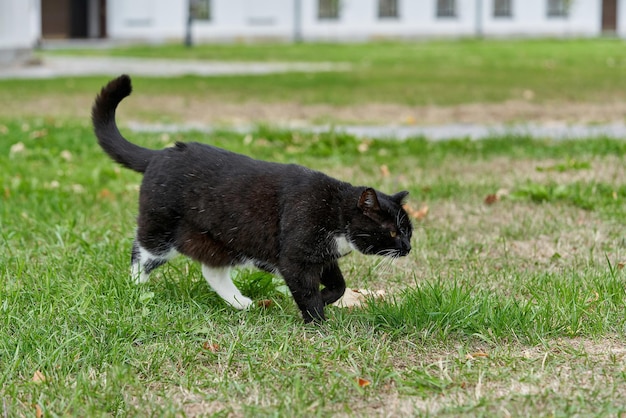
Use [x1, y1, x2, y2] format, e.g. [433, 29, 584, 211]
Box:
[201, 265, 253, 310]
[131, 245, 177, 284]
[335, 235, 357, 257]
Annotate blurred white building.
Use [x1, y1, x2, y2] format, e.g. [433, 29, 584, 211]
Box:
[0, 0, 41, 64]
[98, 0, 626, 42]
[6, 0, 626, 48]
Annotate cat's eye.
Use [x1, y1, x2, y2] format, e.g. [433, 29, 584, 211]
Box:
[389, 230, 397, 238]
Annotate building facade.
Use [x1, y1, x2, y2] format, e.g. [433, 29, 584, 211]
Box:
[32, 0, 626, 43]
[0, 0, 41, 64]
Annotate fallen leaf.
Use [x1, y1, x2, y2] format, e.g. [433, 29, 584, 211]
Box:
[484, 194, 499, 205]
[413, 205, 429, 219]
[332, 288, 385, 308]
[618, 262, 625, 270]
[138, 292, 154, 303]
[496, 188, 509, 198]
[257, 299, 273, 308]
[35, 404, 43, 418]
[485, 189, 509, 205]
[357, 377, 371, 387]
[32, 370, 46, 383]
[98, 188, 112, 199]
[202, 342, 220, 352]
[465, 352, 489, 360]
[9, 142, 25, 155]
[379, 164, 390, 177]
[29, 129, 48, 140]
[586, 291, 600, 304]
[60, 150, 72, 161]
[403, 203, 428, 221]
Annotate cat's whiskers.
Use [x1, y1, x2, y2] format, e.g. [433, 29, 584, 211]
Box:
[374, 258, 394, 277]
[372, 257, 388, 273]
[372, 249, 399, 276]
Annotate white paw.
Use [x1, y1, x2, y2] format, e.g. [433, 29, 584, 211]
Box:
[130, 264, 149, 284]
[229, 296, 253, 310]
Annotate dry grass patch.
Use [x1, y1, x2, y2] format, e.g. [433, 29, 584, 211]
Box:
[134, 337, 626, 417]
[4, 93, 626, 126]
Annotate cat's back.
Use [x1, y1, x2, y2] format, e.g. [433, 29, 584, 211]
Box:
[142, 140, 339, 197]
[160, 141, 326, 181]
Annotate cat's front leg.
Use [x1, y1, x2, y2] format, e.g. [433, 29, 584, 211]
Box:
[280, 262, 325, 323]
[320, 262, 346, 306]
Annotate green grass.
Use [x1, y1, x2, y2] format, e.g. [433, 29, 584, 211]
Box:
[2, 116, 626, 416]
[1, 38, 624, 109]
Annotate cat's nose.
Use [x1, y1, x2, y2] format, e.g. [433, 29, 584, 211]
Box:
[402, 239, 411, 255]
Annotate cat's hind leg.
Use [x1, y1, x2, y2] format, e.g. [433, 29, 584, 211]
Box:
[201, 264, 253, 310]
[130, 240, 176, 284]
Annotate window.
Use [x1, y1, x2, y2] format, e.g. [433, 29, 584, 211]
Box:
[379, 0, 399, 18]
[436, 0, 456, 18]
[493, 0, 512, 18]
[190, 0, 211, 20]
[318, 0, 340, 20]
[547, 0, 568, 17]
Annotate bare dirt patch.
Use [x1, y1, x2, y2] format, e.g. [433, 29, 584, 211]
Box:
[6, 94, 626, 126]
[379, 337, 626, 417]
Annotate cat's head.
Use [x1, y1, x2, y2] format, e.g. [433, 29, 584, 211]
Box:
[347, 188, 413, 257]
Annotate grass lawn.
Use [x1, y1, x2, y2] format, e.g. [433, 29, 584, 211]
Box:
[3, 120, 626, 416]
[2, 39, 626, 416]
[2, 38, 626, 124]
[37, 38, 626, 104]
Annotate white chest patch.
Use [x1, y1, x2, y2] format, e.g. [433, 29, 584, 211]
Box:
[335, 235, 357, 257]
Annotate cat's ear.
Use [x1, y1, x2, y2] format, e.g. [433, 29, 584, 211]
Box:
[391, 191, 409, 204]
[358, 188, 381, 213]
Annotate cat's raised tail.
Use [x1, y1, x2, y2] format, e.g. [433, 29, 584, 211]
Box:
[91, 74, 158, 173]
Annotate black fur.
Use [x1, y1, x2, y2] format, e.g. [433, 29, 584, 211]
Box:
[92, 75, 413, 323]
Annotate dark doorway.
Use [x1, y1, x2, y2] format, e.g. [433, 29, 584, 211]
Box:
[69, 0, 88, 38]
[41, 0, 107, 39]
[602, 0, 618, 33]
[98, 0, 107, 38]
[42, 0, 71, 38]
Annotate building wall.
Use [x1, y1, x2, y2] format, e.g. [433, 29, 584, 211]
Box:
[0, 0, 41, 64]
[107, 0, 187, 41]
[194, 0, 295, 40]
[618, 0, 626, 36]
[481, 0, 601, 37]
[104, 0, 614, 43]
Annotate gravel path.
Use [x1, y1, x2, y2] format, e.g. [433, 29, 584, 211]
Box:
[0, 55, 350, 79]
[128, 121, 626, 141]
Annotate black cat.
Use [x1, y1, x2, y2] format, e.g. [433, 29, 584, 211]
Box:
[92, 75, 412, 323]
